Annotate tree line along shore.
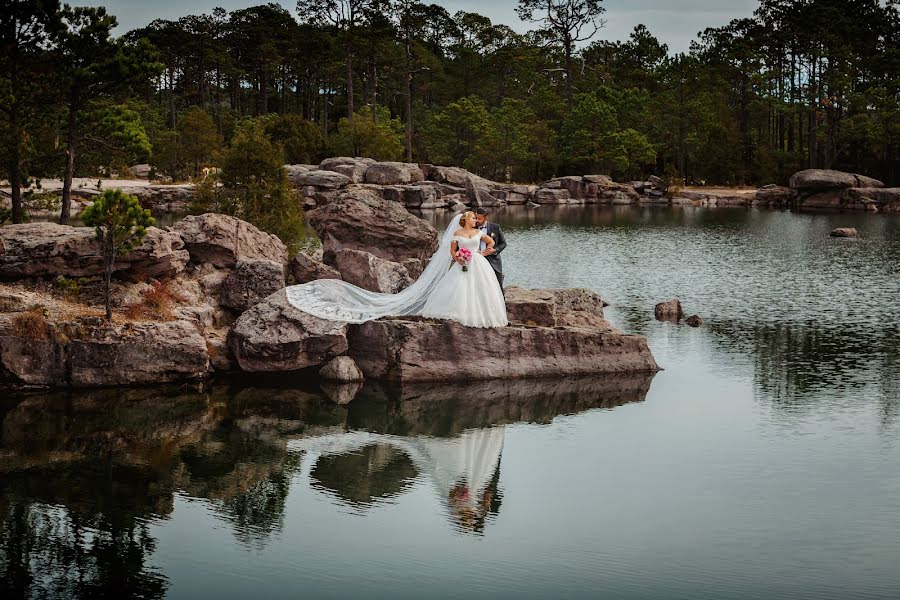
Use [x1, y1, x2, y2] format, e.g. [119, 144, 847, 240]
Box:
[4, 0, 900, 226]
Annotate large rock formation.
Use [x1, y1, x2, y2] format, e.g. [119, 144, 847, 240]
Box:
[290, 250, 342, 284]
[229, 290, 349, 372]
[0, 223, 189, 279]
[782, 169, 900, 211]
[220, 259, 286, 311]
[0, 315, 208, 387]
[171, 213, 287, 268]
[319, 157, 375, 183]
[348, 318, 659, 383]
[306, 188, 438, 264]
[789, 169, 882, 191]
[363, 162, 425, 185]
[334, 248, 413, 293]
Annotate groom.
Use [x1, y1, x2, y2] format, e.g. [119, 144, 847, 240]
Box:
[475, 208, 506, 291]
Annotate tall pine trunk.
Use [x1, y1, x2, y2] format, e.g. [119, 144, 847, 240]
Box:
[60, 103, 77, 225]
[9, 54, 23, 224]
[346, 47, 354, 120]
[103, 233, 114, 321]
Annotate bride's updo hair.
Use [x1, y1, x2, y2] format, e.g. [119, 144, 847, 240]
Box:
[461, 211, 476, 226]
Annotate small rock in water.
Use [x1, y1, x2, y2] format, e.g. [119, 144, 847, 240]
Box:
[525, 201, 540, 208]
[654, 298, 683, 321]
[830, 227, 858, 238]
[685, 315, 703, 327]
[319, 356, 364, 382]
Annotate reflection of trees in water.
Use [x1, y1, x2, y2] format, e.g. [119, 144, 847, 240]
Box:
[708, 320, 900, 423]
[311, 444, 418, 508]
[0, 373, 656, 589]
[178, 428, 304, 549]
[0, 463, 169, 599]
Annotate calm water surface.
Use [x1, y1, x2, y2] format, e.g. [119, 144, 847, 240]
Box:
[3, 206, 900, 599]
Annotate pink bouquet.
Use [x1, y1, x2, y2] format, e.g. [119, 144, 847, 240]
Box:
[457, 247, 473, 272]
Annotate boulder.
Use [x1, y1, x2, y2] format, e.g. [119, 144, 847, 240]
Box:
[319, 157, 373, 183]
[290, 250, 342, 284]
[306, 188, 438, 264]
[319, 356, 364, 382]
[129, 164, 151, 179]
[67, 321, 209, 387]
[790, 169, 858, 191]
[830, 227, 858, 238]
[549, 288, 605, 317]
[0, 223, 189, 279]
[290, 169, 352, 189]
[845, 187, 900, 210]
[334, 249, 412, 293]
[348, 318, 659, 382]
[532, 188, 571, 204]
[422, 164, 493, 188]
[364, 162, 425, 185]
[504, 287, 558, 326]
[505, 287, 607, 328]
[0, 316, 208, 387]
[755, 185, 795, 207]
[464, 176, 502, 207]
[221, 259, 286, 312]
[799, 190, 845, 209]
[854, 174, 885, 189]
[127, 185, 195, 214]
[284, 164, 311, 185]
[379, 183, 439, 208]
[685, 315, 703, 327]
[171, 213, 287, 268]
[229, 290, 349, 372]
[648, 175, 666, 189]
[654, 298, 683, 321]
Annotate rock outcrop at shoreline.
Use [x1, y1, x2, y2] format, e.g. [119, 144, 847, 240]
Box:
[5, 159, 897, 216]
[0, 208, 659, 389]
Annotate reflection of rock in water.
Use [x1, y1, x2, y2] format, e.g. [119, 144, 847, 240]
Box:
[311, 444, 418, 507]
[347, 373, 655, 436]
[0, 383, 351, 592]
[0, 371, 656, 584]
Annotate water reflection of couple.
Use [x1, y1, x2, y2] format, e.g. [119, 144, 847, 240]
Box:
[292, 426, 505, 534]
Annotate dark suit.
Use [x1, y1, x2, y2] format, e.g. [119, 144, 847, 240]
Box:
[479, 221, 506, 289]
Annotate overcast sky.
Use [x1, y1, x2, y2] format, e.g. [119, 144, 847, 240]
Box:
[85, 0, 759, 53]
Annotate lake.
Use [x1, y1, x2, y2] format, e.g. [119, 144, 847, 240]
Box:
[2, 206, 900, 599]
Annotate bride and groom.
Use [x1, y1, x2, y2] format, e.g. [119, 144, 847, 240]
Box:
[286, 208, 509, 328]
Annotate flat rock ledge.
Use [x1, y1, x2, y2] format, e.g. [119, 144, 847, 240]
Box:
[348, 317, 659, 383]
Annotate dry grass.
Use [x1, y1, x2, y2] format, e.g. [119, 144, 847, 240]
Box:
[125, 280, 188, 322]
[12, 307, 51, 340]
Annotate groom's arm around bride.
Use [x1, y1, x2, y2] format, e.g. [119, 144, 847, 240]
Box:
[475, 208, 506, 290]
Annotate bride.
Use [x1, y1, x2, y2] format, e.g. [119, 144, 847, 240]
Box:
[285, 211, 509, 328]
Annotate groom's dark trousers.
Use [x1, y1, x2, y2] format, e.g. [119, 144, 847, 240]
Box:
[482, 221, 506, 292]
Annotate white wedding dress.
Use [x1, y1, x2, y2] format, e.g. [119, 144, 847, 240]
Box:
[420, 233, 508, 327]
[285, 214, 508, 328]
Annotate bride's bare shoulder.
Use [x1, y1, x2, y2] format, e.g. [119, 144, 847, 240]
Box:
[452, 228, 466, 237]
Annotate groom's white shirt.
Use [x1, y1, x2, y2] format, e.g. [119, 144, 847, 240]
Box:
[479, 224, 488, 251]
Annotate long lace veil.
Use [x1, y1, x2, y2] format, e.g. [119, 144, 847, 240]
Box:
[285, 213, 462, 323]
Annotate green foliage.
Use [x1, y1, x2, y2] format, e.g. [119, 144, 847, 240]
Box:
[258, 113, 326, 164]
[330, 106, 405, 161]
[198, 122, 310, 254]
[55, 275, 81, 300]
[6, 0, 900, 192]
[0, 207, 11, 225]
[81, 188, 155, 319]
[177, 107, 221, 177]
